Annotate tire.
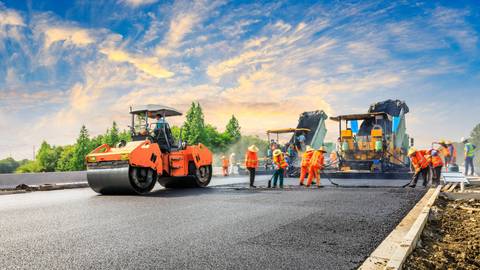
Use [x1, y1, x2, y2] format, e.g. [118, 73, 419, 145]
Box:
[194, 165, 212, 187]
[129, 167, 157, 194]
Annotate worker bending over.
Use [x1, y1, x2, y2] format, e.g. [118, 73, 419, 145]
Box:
[428, 149, 443, 186]
[221, 156, 229, 176]
[245, 145, 259, 188]
[306, 146, 327, 188]
[407, 147, 430, 188]
[299, 146, 314, 186]
[462, 137, 476, 176]
[272, 149, 288, 188]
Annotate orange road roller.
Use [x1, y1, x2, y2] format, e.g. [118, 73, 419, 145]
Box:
[85, 104, 213, 195]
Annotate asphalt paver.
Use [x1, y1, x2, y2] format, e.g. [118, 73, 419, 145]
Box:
[0, 176, 425, 269]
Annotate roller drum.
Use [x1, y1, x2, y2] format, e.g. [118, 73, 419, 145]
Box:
[87, 167, 136, 194]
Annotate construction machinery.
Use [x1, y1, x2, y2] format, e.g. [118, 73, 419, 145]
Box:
[237, 110, 328, 176]
[329, 99, 412, 179]
[86, 104, 213, 195]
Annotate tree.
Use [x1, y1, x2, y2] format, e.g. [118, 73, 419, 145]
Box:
[56, 145, 75, 171]
[225, 115, 241, 143]
[16, 160, 43, 173]
[103, 121, 120, 146]
[183, 102, 207, 145]
[72, 125, 91, 171]
[0, 157, 21, 173]
[470, 123, 480, 147]
[36, 141, 62, 172]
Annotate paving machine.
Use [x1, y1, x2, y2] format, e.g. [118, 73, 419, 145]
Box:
[86, 104, 213, 195]
[329, 99, 412, 179]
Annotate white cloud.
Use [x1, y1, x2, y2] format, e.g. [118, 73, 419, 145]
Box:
[121, 0, 157, 7]
[43, 27, 95, 48]
[0, 9, 25, 26]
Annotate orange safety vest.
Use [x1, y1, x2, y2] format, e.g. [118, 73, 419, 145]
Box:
[301, 151, 314, 167]
[245, 151, 258, 168]
[222, 158, 229, 168]
[410, 150, 429, 171]
[273, 154, 288, 169]
[310, 151, 325, 169]
[438, 145, 450, 158]
[431, 155, 443, 168]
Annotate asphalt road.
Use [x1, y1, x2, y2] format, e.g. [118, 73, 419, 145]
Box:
[0, 175, 425, 270]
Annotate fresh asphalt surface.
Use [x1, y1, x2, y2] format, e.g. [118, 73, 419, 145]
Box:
[0, 175, 426, 270]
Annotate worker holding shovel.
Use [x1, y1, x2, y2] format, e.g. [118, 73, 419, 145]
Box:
[272, 149, 288, 188]
[306, 146, 327, 188]
[245, 145, 259, 188]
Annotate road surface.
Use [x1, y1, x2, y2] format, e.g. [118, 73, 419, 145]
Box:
[0, 175, 425, 269]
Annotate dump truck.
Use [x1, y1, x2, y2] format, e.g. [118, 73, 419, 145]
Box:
[86, 105, 213, 195]
[328, 99, 412, 179]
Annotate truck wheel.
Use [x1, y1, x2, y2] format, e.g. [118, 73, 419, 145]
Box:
[129, 167, 157, 194]
[194, 165, 212, 187]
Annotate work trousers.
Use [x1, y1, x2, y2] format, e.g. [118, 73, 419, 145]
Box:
[299, 166, 308, 185]
[306, 167, 320, 186]
[432, 166, 442, 186]
[410, 167, 429, 187]
[272, 168, 284, 187]
[247, 168, 256, 186]
[465, 156, 475, 176]
[222, 167, 229, 176]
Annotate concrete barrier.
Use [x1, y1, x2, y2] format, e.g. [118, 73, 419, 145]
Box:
[0, 171, 87, 189]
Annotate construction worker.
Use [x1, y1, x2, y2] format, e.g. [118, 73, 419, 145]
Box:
[306, 146, 327, 187]
[446, 141, 457, 165]
[299, 146, 314, 186]
[272, 149, 288, 188]
[329, 151, 338, 169]
[437, 140, 451, 169]
[462, 137, 476, 176]
[428, 149, 443, 186]
[228, 153, 236, 175]
[407, 147, 430, 188]
[245, 145, 259, 188]
[221, 156, 229, 176]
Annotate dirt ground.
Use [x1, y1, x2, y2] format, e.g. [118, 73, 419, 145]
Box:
[404, 195, 480, 270]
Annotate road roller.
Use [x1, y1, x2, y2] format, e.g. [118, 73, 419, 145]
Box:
[85, 104, 213, 195]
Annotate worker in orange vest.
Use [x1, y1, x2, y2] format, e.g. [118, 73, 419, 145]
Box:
[407, 147, 430, 188]
[428, 149, 444, 186]
[306, 146, 327, 187]
[436, 140, 451, 169]
[221, 155, 229, 176]
[299, 145, 314, 186]
[272, 149, 288, 188]
[446, 141, 457, 164]
[245, 145, 259, 188]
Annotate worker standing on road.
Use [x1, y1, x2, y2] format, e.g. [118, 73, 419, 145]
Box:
[462, 137, 476, 176]
[221, 156, 229, 176]
[446, 141, 457, 165]
[428, 149, 443, 186]
[299, 146, 314, 186]
[229, 153, 236, 175]
[306, 146, 327, 187]
[272, 149, 288, 188]
[407, 147, 430, 188]
[245, 145, 259, 188]
[437, 140, 451, 170]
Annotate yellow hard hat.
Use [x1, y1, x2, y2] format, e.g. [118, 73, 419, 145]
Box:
[248, 145, 259, 152]
[318, 146, 327, 153]
[439, 139, 446, 144]
[445, 140, 452, 145]
[306, 145, 314, 152]
[273, 149, 282, 157]
[408, 147, 417, 156]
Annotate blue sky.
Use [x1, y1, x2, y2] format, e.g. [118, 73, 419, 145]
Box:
[0, 0, 479, 159]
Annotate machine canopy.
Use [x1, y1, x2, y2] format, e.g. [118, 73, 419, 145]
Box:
[130, 104, 182, 117]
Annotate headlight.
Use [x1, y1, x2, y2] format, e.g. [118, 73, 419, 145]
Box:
[120, 153, 129, 160]
[87, 156, 96, 162]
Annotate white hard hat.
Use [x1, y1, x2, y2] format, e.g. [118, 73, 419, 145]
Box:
[461, 137, 467, 142]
